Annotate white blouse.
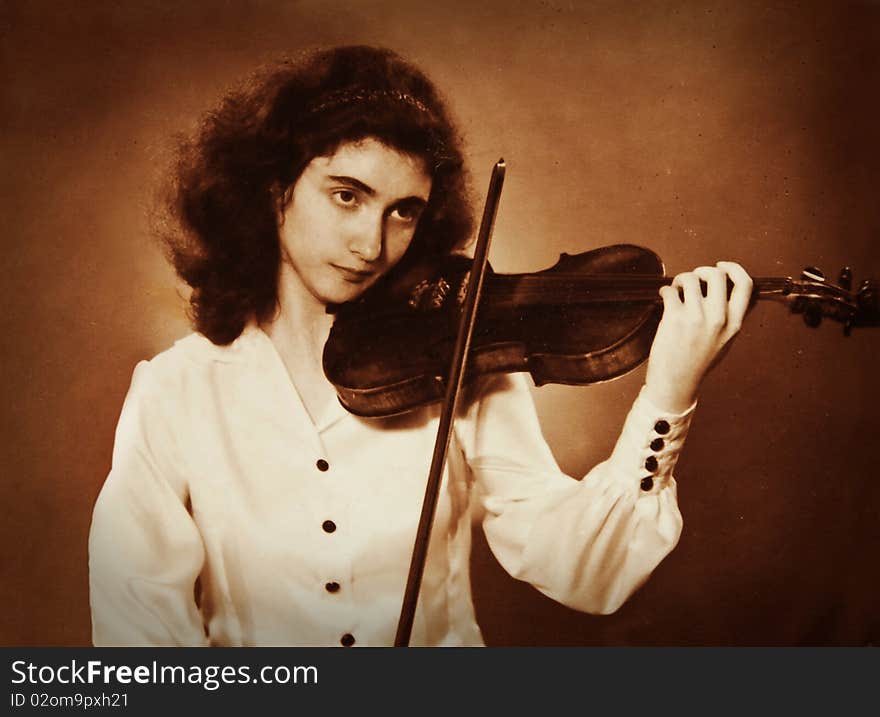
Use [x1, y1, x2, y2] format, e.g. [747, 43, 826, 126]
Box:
[89, 325, 694, 647]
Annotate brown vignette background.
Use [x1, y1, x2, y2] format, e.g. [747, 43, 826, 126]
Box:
[1, 0, 878, 646]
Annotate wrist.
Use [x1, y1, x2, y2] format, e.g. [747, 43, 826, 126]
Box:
[643, 378, 698, 415]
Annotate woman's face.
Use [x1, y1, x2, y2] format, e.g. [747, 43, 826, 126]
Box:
[278, 137, 432, 307]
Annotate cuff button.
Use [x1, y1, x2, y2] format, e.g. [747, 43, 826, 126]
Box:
[650, 437, 665, 452]
[644, 455, 658, 472]
[640, 476, 654, 491]
[654, 420, 670, 435]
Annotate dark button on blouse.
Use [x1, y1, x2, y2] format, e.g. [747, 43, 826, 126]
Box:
[640, 476, 654, 492]
[322, 520, 337, 534]
[316, 459, 330, 472]
[325, 581, 340, 593]
[650, 437, 665, 452]
[644, 455, 658, 472]
[654, 419, 670, 435]
[340, 633, 355, 647]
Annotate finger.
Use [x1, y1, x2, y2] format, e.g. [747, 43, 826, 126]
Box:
[716, 261, 753, 331]
[672, 272, 704, 320]
[658, 284, 682, 316]
[692, 266, 727, 328]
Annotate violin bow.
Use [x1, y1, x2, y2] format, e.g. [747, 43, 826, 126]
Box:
[394, 159, 506, 646]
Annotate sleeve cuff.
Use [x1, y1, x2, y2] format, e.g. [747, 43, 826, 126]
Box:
[606, 385, 697, 495]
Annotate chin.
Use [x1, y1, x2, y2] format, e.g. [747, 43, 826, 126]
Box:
[319, 281, 373, 306]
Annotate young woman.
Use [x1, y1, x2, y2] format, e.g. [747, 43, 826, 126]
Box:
[88, 45, 752, 646]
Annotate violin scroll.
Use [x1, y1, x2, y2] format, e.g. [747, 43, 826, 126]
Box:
[857, 278, 879, 330]
[786, 265, 879, 334]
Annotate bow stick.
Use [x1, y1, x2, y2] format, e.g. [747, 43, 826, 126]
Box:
[394, 159, 506, 646]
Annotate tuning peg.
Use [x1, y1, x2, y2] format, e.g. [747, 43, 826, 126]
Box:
[857, 279, 879, 327]
[801, 266, 825, 282]
[838, 267, 852, 290]
[803, 301, 822, 328]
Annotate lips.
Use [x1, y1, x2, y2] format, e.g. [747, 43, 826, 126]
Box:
[332, 264, 374, 283]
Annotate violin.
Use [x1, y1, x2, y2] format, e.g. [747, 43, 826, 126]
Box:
[323, 244, 880, 418]
[337, 159, 877, 647]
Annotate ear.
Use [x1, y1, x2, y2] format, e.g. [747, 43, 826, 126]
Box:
[276, 184, 295, 226]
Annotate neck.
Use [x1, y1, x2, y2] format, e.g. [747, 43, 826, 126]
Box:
[263, 263, 334, 364]
[488, 272, 792, 308]
[261, 263, 340, 426]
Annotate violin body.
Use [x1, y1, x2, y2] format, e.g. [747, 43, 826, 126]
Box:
[324, 244, 665, 417]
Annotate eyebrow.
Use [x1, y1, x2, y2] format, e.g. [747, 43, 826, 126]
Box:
[327, 175, 429, 206]
[328, 175, 376, 196]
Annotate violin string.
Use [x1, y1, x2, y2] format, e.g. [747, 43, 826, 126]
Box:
[340, 276, 793, 326]
[481, 275, 789, 305]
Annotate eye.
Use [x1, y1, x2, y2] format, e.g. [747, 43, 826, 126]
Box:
[332, 189, 359, 207]
[390, 203, 424, 223]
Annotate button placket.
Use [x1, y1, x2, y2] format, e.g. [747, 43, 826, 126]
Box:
[309, 441, 357, 644]
[641, 418, 674, 492]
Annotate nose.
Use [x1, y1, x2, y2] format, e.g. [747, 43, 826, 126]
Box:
[348, 211, 384, 263]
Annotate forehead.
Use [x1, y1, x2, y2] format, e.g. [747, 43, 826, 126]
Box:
[303, 138, 432, 199]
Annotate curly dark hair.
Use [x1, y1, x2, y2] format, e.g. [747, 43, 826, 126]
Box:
[163, 45, 474, 345]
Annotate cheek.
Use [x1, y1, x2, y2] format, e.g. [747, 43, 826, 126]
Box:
[386, 227, 418, 264]
[281, 206, 327, 258]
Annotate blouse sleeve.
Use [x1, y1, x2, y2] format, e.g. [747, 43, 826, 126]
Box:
[88, 360, 209, 646]
[458, 372, 695, 615]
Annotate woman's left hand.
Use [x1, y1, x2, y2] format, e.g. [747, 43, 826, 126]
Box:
[644, 261, 753, 413]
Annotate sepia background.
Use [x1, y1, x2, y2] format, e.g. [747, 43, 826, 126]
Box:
[2, 0, 878, 645]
